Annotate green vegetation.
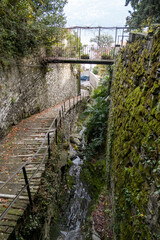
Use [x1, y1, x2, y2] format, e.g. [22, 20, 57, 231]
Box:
[11, 97, 15, 104]
[125, 0, 160, 28]
[90, 34, 114, 59]
[81, 54, 90, 59]
[85, 76, 110, 154]
[65, 31, 83, 58]
[80, 74, 112, 201]
[51, 31, 83, 58]
[93, 66, 99, 75]
[90, 34, 113, 48]
[92, 64, 112, 78]
[0, 0, 67, 59]
[101, 53, 113, 60]
[80, 73, 113, 239]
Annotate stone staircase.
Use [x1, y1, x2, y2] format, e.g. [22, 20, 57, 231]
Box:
[0, 95, 86, 240]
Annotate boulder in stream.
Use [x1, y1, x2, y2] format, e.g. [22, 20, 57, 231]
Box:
[70, 134, 81, 146]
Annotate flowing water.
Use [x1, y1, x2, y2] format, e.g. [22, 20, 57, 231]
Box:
[50, 127, 91, 240]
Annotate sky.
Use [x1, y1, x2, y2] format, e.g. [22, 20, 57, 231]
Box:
[64, 0, 132, 27]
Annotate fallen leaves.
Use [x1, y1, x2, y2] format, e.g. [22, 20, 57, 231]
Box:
[92, 192, 113, 239]
[0, 198, 8, 203]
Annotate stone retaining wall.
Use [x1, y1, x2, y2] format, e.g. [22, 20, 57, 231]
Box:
[89, 71, 100, 89]
[107, 28, 160, 239]
[0, 51, 78, 139]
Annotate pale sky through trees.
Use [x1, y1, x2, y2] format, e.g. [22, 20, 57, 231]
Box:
[64, 0, 132, 27]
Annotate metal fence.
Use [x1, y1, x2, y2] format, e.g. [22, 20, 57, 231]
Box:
[48, 26, 131, 60]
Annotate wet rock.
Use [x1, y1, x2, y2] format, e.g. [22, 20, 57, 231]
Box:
[92, 226, 101, 240]
[92, 233, 101, 240]
[70, 135, 81, 146]
[68, 150, 77, 160]
[71, 133, 82, 140]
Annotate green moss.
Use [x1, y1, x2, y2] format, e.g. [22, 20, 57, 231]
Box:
[109, 29, 160, 239]
[81, 156, 106, 199]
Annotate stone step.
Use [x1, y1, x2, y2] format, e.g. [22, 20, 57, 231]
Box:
[30, 134, 46, 137]
[0, 96, 84, 239]
[23, 147, 47, 150]
[16, 143, 42, 145]
[10, 154, 45, 158]
[0, 225, 14, 234]
[26, 167, 45, 172]
[0, 220, 16, 227]
[0, 194, 29, 201]
[0, 206, 24, 216]
[3, 214, 20, 222]
[0, 233, 10, 240]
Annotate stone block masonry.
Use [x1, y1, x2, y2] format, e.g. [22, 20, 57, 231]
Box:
[107, 28, 160, 239]
[0, 51, 78, 139]
[46, 64, 77, 107]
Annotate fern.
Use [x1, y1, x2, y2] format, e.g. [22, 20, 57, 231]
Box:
[84, 75, 111, 153]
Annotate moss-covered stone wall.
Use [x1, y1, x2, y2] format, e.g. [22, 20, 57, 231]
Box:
[109, 28, 160, 239]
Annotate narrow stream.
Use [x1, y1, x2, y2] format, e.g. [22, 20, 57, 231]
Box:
[50, 127, 91, 240]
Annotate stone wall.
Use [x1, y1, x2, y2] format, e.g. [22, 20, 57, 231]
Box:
[0, 52, 78, 139]
[46, 64, 77, 107]
[107, 28, 160, 239]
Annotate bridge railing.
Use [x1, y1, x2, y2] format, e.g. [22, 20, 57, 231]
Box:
[46, 26, 159, 62]
[0, 93, 88, 222]
[49, 45, 114, 60]
[46, 26, 131, 60]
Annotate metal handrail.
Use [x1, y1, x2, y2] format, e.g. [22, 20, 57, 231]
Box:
[0, 118, 56, 191]
[0, 94, 86, 221]
[0, 150, 48, 220]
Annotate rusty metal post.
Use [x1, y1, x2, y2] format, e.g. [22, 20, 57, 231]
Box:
[114, 27, 118, 58]
[61, 105, 64, 125]
[64, 101, 65, 112]
[48, 132, 51, 159]
[59, 110, 61, 128]
[55, 118, 58, 144]
[122, 28, 124, 46]
[61, 105, 63, 116]
[23, 167, 33, 207]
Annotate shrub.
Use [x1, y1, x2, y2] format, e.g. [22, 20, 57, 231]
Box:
[101, 54, 113, 60]
[84, 76, 111, 153]
[81, 54, 90, 59]
[93, 66, 99, 75]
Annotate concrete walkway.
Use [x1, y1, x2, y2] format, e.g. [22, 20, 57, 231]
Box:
[0, 95, 86, 239]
